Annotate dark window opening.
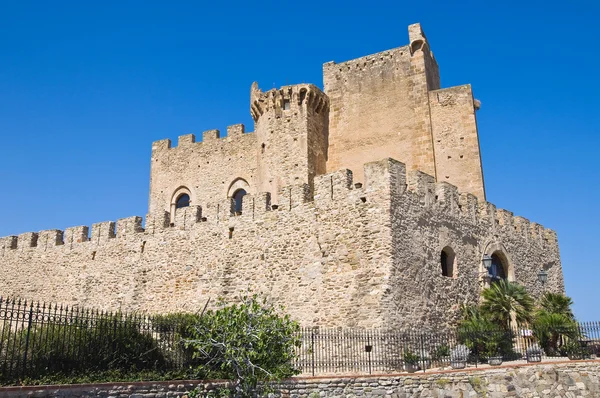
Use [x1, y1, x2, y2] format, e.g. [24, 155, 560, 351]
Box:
[176, 194, 190, 209]
[233, 189, 247, 214]
[299, 89, 307, 105]
[489, 253, 507, 282]
[283, 99, 290, 110]
[441, 251, 448, 276]
[441, 247, 455, 277]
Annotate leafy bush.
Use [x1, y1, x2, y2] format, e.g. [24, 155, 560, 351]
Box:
[480, 280, 534, 329]
[402, 349, 420, 365]
[152, 312, 201, 365]
[561, 340, 588, 360]
[431, 344, 450, 361]
[458, 318, 514, 360]
[0, 314, 177, 385]
[185, 295, 300, 398]
[532, 293, 578, 356]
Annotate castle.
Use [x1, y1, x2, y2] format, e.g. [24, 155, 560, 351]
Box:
[0, 24, 564, 328]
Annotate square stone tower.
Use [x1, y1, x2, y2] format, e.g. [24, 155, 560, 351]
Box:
[324, 23, 486, 200]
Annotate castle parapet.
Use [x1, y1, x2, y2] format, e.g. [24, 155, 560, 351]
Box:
[407, 170, 435, 204]
[64, 226, 89, 245]
[279, 183, 312, 210]
[227, 124, 244, 137]
[202, 129, 220, 142]
[17, 232, 38, 249]
[38, 230, 64, 248]
[250, 82, 329, 122]
[91, 221, 115, 244]
[459, 193, 478, 223]
[314, 169, 353, 203]
[178, 134, 196, 147]
[117, 216, 144, 236]
[145, 211, 170, 233]
[173, 206, 202, 229]
[434, 182, 460, 216]
[1, 236, 17, 250]
[0, 158, 558, 254]
[151, 123, 253, 154]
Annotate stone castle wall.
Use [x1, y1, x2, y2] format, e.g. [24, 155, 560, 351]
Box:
[149, 84, 329, 217]
[148, 124, 257, 216]
[0, 22, 564, 328]
[0, 159, 563, 328]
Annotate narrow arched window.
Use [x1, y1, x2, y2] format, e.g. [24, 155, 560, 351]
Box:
[176, 193, 190, 209]
[233, 189, 247, 214]
[489, 253, 507, 282]
[440, 247, 455, 277]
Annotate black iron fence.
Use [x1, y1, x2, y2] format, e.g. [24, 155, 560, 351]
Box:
[1, 296, 599, 385]
[295, 323, 600, 375]
[0, 297, 198, 385]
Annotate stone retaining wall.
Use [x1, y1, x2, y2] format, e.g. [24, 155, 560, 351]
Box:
[1, 360, 599, 398]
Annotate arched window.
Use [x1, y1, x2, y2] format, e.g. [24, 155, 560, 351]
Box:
[440, 247, 455, 277]
[176, 193, 190, 209]
[233, 189, 247, 214]
[489, 252, 507, 282]
[169, 187, 193, 225]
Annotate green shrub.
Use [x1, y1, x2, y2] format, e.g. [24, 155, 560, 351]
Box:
[0, 314, 172, 385]
[185, 295, 300, 398]
[402, 349, 420, 365]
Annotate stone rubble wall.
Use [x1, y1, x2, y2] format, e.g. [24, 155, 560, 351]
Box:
[1, 360, 598, 398]
[0, 159, 563, 328]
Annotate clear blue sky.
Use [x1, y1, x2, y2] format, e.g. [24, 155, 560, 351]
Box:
[0, 1, 598, 320]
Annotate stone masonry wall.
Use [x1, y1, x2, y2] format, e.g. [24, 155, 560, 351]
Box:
[252, 83, 329, 204]
[0, 159, 563, 328]
[148, 124, 257, 216]
[1, 360, 599, 397]
[324, 23, 485, 201]
[383, 159, 562, 328]
[429, 85, 486, 201]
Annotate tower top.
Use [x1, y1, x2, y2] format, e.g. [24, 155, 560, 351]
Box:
[250, 82, 328, 122]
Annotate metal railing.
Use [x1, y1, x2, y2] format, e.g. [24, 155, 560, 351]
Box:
[0, 297, 197, 385]
[295, 323, 600, 375]
[2, 296, 599, 384]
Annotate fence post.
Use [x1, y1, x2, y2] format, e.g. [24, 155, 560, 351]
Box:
[367, 332, 372, 375]
[420, 332, 425, 373]
[21, 304, 34, 379]
[311, 329, 315, 377]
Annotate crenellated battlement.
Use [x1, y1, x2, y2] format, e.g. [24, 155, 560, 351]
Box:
[0, 158, 558, 254]
[323, 45, 410, 77]
[402, 165, 558, 244]
[250, 82, 329, 122]
[151, 123, 254, 154]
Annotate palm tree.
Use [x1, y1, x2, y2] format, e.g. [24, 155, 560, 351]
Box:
[480, 279, 534, 330]
[538, 292, 575, 320]
[533, 292, 577, 355]
[532, 312, 577, 356]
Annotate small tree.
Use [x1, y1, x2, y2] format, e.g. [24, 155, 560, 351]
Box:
[480, 279, 534, 329]
[532, 292, 578, 356]
[458, 305, 513, 359]
[537, 292, 575, 320]
[185, 295, 300, 398]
